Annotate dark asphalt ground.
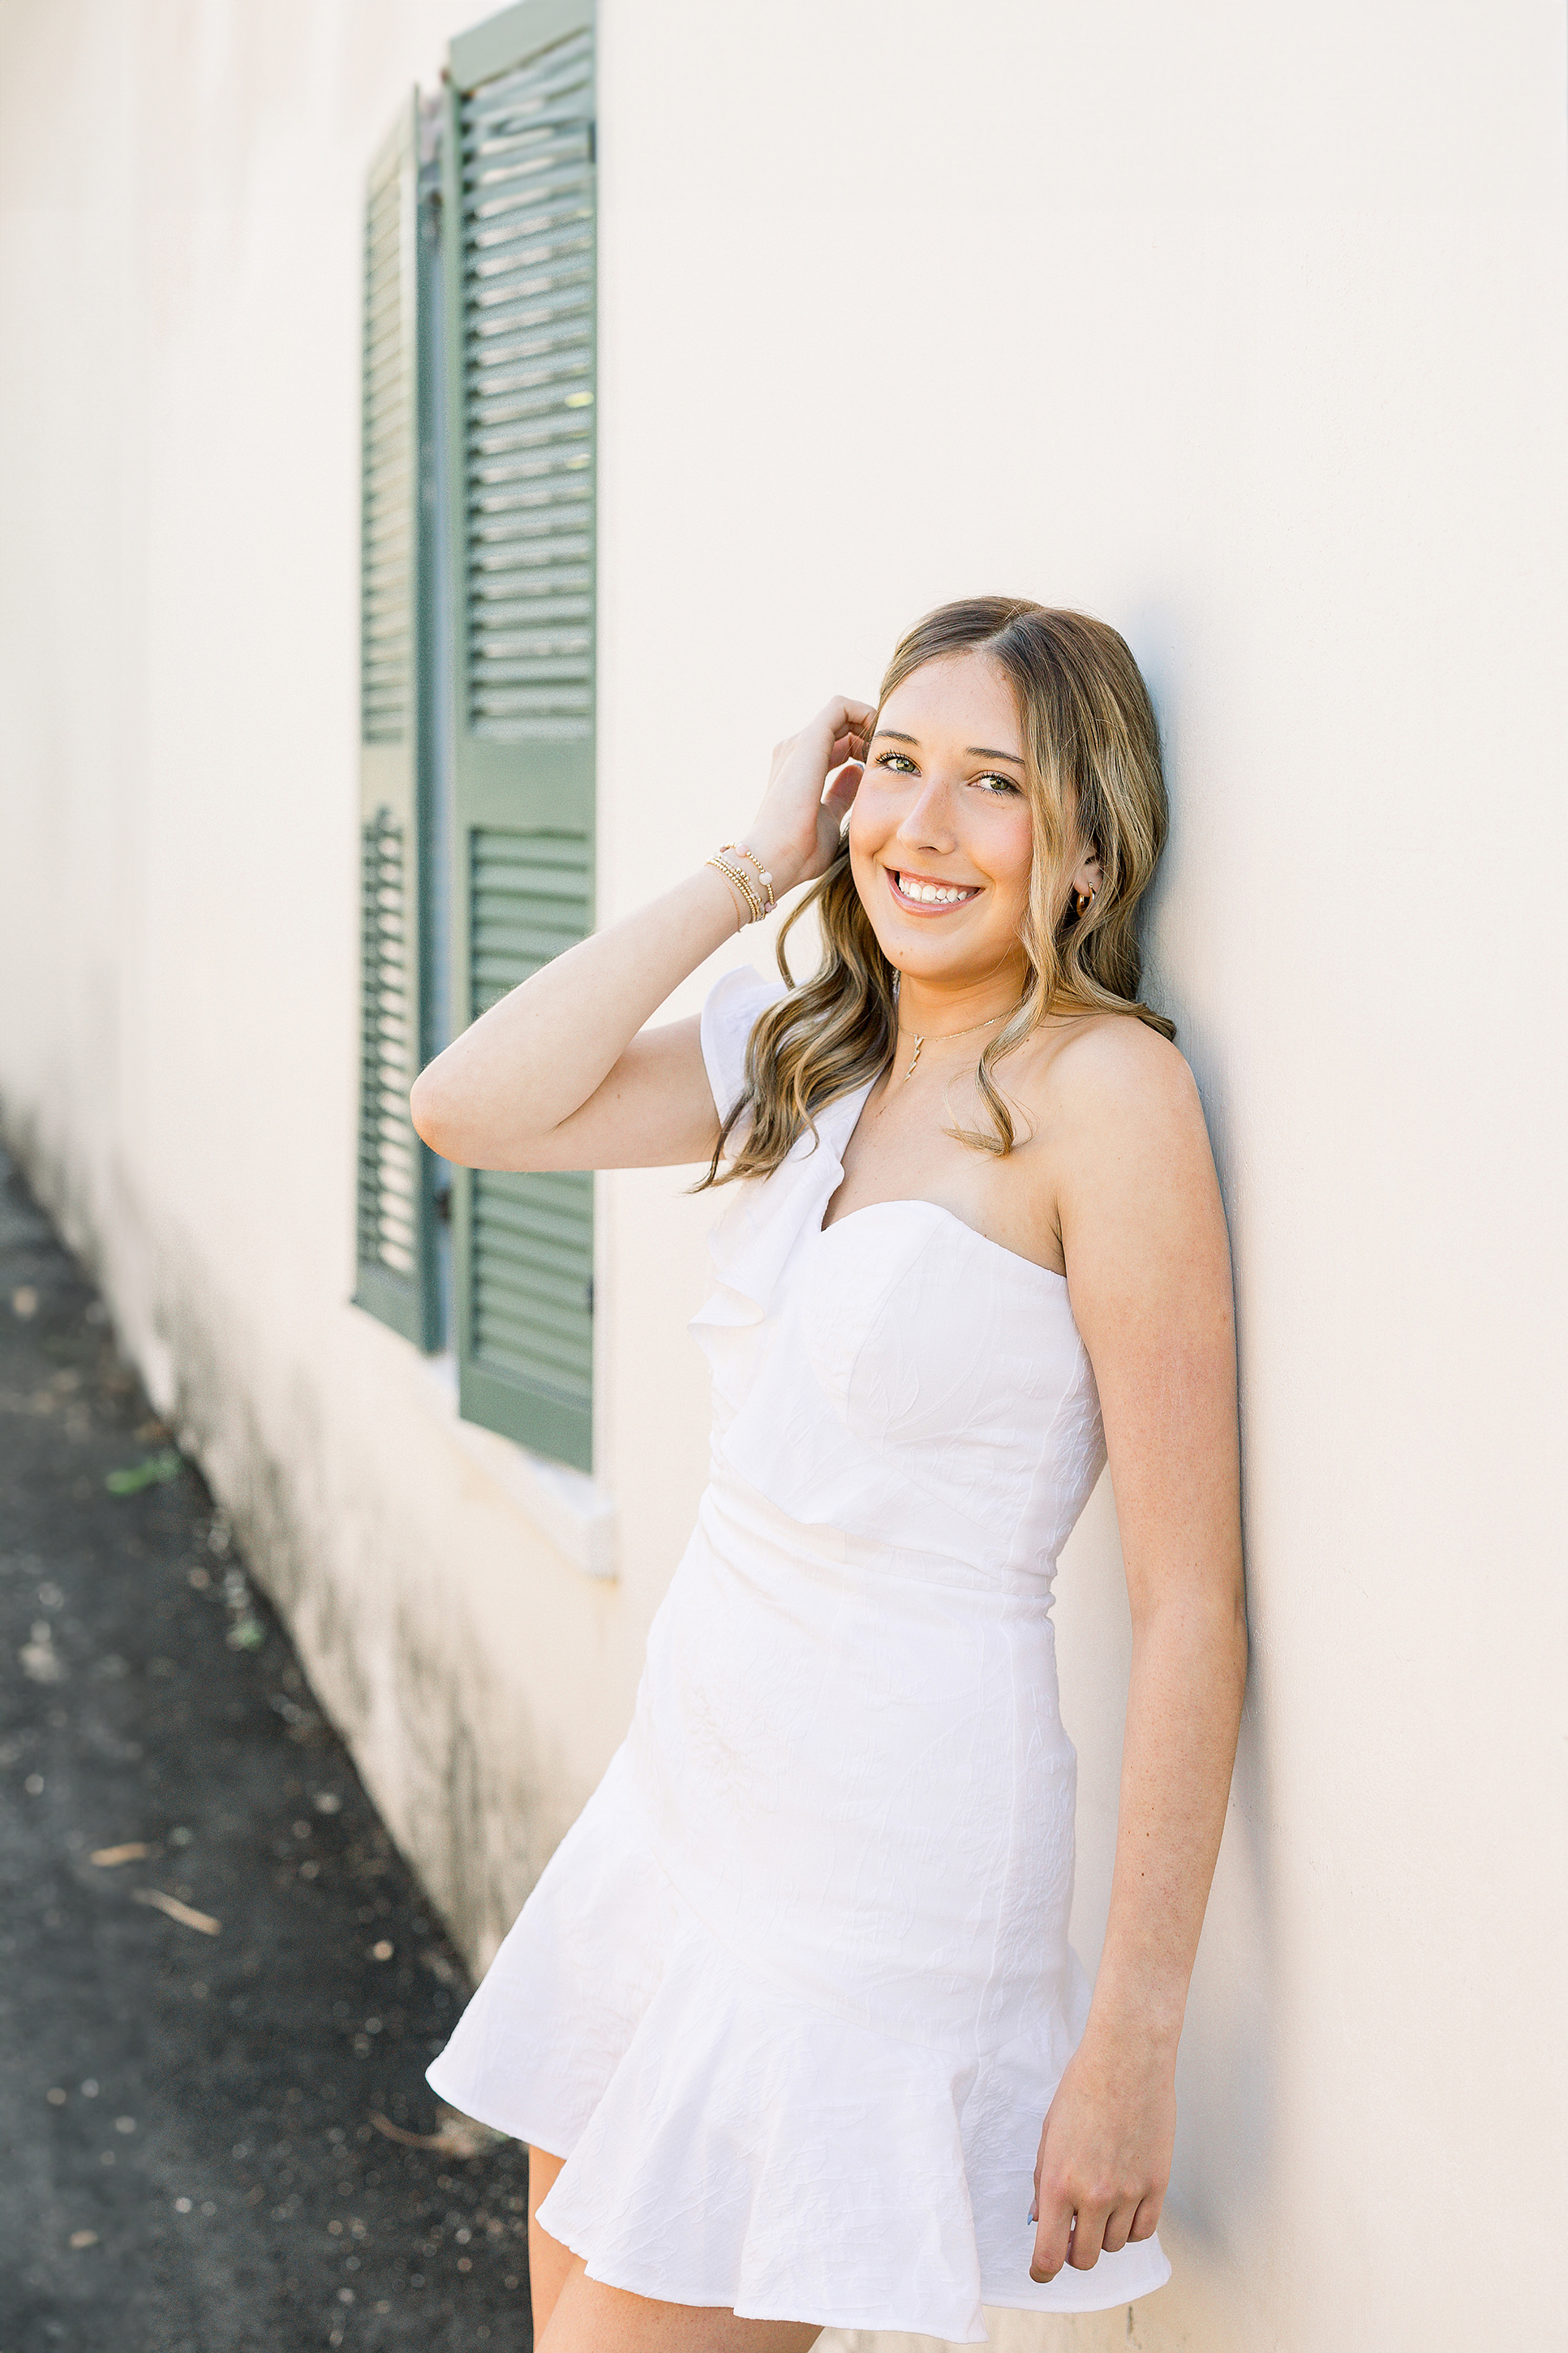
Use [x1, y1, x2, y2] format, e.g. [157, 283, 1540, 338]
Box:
[0, 1145, 533, 2351]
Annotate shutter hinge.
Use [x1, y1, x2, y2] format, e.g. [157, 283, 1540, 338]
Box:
[586, 1275, 595, 1315]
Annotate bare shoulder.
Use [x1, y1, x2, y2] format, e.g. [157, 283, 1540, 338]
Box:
[991, 1012, 1222, 1287]
[1021, 1012, 1231, 1328]
[1019, 1009, 1206, 1149]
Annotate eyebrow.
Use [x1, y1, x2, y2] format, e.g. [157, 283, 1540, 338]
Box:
[873, 729, 1025, 764]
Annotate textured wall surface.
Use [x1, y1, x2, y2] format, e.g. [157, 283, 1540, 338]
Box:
[2, 3, 1566, 2347]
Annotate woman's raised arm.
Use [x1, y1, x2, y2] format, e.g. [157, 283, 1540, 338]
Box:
[408, 699, 874, 1172]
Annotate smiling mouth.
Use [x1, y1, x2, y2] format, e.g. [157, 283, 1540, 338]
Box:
[887, 868, 982, 912]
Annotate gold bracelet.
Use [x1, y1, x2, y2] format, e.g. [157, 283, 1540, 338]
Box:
[718, 841, 776, 914]
[707, 853, 763, 926]
[713, 855, 764, 923]
[714, 857, 763, 923]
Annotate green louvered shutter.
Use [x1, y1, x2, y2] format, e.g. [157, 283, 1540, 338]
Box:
[443, 1, 596, 1470]
[354, 96, 440, 1349]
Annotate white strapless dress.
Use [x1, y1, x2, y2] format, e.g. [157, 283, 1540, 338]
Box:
[427, 967, 1171, 2342]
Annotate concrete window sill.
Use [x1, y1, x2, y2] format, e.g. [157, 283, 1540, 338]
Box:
[419, 1353, 616, 1580]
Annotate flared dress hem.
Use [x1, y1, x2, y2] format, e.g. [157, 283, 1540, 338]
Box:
[427, 1747, 1171, 2344]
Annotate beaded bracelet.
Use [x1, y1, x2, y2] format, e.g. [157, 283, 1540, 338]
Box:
[718, 841, 776, 915]
[707, 853, 764, 926]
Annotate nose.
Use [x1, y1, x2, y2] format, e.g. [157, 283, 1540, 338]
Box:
[893, 773, 958, 856]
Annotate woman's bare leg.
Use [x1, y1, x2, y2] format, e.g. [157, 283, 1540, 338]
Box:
[538, 2268, 819, 2353]
[526, 2147, 581, 2342]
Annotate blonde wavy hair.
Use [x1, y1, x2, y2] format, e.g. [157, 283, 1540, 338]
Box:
[701, 596, 1172, 1189]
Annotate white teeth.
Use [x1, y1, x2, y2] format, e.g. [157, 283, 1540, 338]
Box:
[896, 874, 976, 906]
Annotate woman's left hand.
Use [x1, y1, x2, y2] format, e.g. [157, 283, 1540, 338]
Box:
[1028, 2031, 1175, 2280]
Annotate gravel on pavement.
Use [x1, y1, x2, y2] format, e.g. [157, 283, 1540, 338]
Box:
[0, 1144, 533, 2351]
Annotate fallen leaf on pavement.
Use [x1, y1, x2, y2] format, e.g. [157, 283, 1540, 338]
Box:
[105, 1451, 183, 1495]
[133, 1888, 221, 1936]
[91, 1843, 151, 1866]
[368, 2104, 508, 2157]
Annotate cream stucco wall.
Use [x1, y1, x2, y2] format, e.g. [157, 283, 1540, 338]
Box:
[2, 4, 1565, 2350]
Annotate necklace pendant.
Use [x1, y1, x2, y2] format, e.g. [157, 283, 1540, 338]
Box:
[895, 1002, 1013, 1084]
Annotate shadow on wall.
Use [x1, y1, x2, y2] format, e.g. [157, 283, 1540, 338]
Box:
[1055, 607, 1282, 2285]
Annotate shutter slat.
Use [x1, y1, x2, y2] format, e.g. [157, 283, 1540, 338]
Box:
[473, 540, 589, 574]
[471, 483, 592, 519]
[468, 167, 593, 230]
[472, 376, 593, 420]
[473, 444, 591, 484]
[471, 226, 594, 285]
[469, 596, 591, 630]
[475, 1215, 593, 1273]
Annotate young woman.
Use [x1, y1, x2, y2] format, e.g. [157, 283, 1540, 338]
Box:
[413, 598, 1246, 2353]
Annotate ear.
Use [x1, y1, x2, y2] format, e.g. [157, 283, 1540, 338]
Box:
[1072, 845, 1104, 903]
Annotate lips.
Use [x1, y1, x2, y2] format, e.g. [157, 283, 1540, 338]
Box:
[887, 868, 982, 913]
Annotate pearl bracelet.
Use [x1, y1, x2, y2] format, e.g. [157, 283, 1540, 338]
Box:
[718, 842, 776, 915]
[707, 853, 764, 926]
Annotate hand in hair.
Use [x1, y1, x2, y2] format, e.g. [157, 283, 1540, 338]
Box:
[745, 697, 876, 900]
[410, 694, 876, 1175]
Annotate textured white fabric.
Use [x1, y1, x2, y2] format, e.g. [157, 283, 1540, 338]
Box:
[427, 965, 1171, 2341]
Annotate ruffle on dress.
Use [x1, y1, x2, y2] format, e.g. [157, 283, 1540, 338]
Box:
[690, 962, 864, 1338]
[429, 1753, 1171, 2342]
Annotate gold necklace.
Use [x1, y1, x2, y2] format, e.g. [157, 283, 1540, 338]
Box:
[900, 1009, 1009, 1082]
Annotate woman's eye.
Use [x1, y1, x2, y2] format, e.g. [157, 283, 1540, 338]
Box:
[872, 751, 1018, 792]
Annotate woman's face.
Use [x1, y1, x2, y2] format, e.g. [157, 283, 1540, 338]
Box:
[848, 651, 1037, 992]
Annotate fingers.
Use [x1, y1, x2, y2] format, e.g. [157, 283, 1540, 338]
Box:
[1025, 2056, 1173, 2284]
[1028, 2195, 1073, 2286]
[814, 697, 876, 771]
[1128, 2193, 1162, 2243]
[1067, 2206, 1110, 2271]
[1037, 2187, 1160, 2279]
[821, 760, 862, 810]
[1033, 2201, 1115, 2279]
[822, 694, 878, 733]
[1099, 2201, 1138, 2256]
[1029, 2144, 1082, 2283]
